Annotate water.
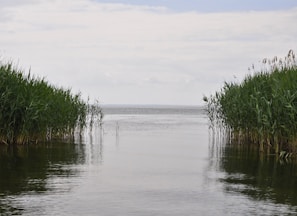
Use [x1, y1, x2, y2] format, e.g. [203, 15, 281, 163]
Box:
[1, 105, 297, 215]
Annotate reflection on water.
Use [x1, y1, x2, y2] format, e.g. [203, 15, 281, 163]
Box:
[1, 105, 297, 215]
[209, 130, 297, 214]
[0, 120, 108, 215]
[0, 139, 92, 215]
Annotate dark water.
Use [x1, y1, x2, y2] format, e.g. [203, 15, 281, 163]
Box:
[0, 105, 297, 215]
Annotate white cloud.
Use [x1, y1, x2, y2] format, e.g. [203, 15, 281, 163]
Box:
[0, 0, 296, 105]
[0, 0, 38, 7]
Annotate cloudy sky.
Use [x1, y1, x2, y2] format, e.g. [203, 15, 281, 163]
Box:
[0, 0, 296, 105]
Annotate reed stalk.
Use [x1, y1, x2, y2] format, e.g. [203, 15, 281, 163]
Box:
[0, 61, 102, 145]
[205, 50, 297, 155]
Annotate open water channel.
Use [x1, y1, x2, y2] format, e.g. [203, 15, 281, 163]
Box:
[0, 105, 297, 215]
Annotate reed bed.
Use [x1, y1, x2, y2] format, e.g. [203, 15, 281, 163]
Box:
[0, 61, 102, 145]
[204, 50, 297, 155]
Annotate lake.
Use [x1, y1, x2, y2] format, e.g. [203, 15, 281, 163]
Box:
[1, 105, 297, 215]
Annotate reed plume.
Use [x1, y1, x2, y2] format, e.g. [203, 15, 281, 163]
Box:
[0, 61, 102, 145]
[205, 50, 297, 155]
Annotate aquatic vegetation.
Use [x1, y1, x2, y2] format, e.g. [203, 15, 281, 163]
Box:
[0, 61, 102, 145]
[205, 50, 297, 154]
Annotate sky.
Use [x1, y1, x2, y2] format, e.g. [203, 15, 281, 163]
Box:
[0, 0, 296, 105]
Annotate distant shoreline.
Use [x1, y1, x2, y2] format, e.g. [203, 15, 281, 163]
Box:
[100, 104, 204, 109]
[101, 104, 206, 115]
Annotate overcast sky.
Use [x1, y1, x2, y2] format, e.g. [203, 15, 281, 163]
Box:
[0, 0, 296, 105]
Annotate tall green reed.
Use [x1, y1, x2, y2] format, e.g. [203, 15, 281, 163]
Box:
[0, 61, 102, 145]
[205, 50, 297, 155]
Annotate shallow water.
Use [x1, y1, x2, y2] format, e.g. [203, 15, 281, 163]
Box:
[1, 105, 297, 215]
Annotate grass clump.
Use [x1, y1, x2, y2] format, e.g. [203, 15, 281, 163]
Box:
[204, 50, 297, 155]
[0, 61, 102, 145]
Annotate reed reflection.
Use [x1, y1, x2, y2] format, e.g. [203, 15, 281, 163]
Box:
[0, 141, 86, 214]
[209, 129, 297, 208]
[85, 125, 104, 165]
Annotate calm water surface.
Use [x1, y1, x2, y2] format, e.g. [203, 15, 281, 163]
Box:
[1, 105, 297, 215]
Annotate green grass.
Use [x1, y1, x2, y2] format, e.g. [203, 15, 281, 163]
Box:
[204, 50, 297, 154]
[0, 61, 102, 145]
